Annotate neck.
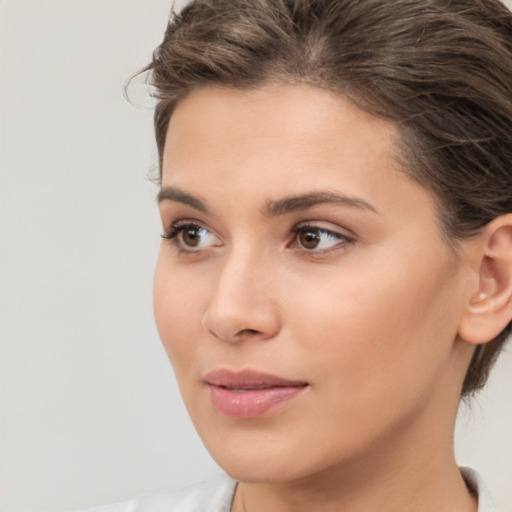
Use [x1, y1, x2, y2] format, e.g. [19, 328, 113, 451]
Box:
[233, 438, 477, 512]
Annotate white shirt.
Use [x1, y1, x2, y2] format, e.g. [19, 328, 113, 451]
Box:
[83, 467, 498, 512]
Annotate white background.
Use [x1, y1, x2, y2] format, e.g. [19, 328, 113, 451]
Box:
[0, 1, 511, 511]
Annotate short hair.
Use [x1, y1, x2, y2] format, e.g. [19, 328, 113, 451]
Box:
[141, 0, 512, 397]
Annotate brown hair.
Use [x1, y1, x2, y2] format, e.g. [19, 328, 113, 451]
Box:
[142, 0, 512, 396]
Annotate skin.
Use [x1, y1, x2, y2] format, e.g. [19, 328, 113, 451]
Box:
[153, 85, 479, 512]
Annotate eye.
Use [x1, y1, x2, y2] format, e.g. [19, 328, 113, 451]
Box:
[291, 224, 353, 252]
[161, 222, 221, 252]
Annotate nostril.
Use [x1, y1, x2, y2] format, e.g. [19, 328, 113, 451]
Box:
[206, 327, 265, 343]
[202, 301, 281, 342]
[238, 328, 260, 336]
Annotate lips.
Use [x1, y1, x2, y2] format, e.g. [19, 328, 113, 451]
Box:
[204, 369, 308, 418]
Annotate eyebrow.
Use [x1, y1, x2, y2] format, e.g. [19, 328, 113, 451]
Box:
[157, 186, 378, 216]
[157, 187, 209, 212]
[264, 191, 378, 216]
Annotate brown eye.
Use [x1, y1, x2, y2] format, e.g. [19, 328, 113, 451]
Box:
[181, 226, 202, 247]
[298, 229, 321, 249]
[293, 225, 351, 252]
[162, 222, 221, 252]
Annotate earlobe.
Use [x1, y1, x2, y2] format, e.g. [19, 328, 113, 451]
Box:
[458, 214, 512, 345]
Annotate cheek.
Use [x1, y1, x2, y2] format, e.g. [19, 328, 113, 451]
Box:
[286, 254, 461, 406]
[153, 254, 206, 370]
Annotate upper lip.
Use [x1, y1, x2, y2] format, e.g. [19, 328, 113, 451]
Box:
[204, 369, 308, 389]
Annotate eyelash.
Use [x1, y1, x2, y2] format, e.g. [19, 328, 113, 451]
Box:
[291, 223, 354, 254]
[161, 221, 355, 256]
[161, 222, 199, 240]
[161, 221, 219, 254]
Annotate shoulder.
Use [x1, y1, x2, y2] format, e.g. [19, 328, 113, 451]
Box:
[82, 473, 237, 512]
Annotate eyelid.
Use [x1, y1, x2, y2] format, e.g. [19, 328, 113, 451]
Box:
[161, 218, 214, 236]
[161, 218, 203, 234]
[290, 221, 356, 254]
[161, 219, 222, 253]
[293, 220, 356, 237]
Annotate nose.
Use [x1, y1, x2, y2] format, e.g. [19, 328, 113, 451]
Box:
[202, 249, 281, 343]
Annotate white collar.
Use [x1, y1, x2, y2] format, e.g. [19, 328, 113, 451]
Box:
[460, 466, 498, 512]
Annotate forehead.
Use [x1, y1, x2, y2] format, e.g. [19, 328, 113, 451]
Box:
[164, 85, 399, 177]
[165, 85, 397, 159]
[161, 85, 438, 228]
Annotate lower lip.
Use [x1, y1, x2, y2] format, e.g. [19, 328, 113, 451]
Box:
[208, 385, 307, 418]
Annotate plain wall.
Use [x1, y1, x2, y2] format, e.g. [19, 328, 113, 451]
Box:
[0, 1, 510, 511]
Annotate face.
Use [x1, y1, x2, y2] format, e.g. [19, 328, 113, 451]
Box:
[154, 85, 470, 484]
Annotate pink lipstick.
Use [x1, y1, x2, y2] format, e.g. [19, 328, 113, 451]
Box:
[204, 369, 308, 418]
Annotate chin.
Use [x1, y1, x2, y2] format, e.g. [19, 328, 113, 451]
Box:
[198, 429, 308, 483]
[199, 427, 349, 485]
[218, 455, 309, 484]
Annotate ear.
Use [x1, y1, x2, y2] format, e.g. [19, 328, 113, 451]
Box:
[458, 214, 512, 345]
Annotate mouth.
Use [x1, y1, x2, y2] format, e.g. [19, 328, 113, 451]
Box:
[204, 369, 309, 418]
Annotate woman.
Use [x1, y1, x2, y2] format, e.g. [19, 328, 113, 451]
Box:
[87, 0, 512, 510]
